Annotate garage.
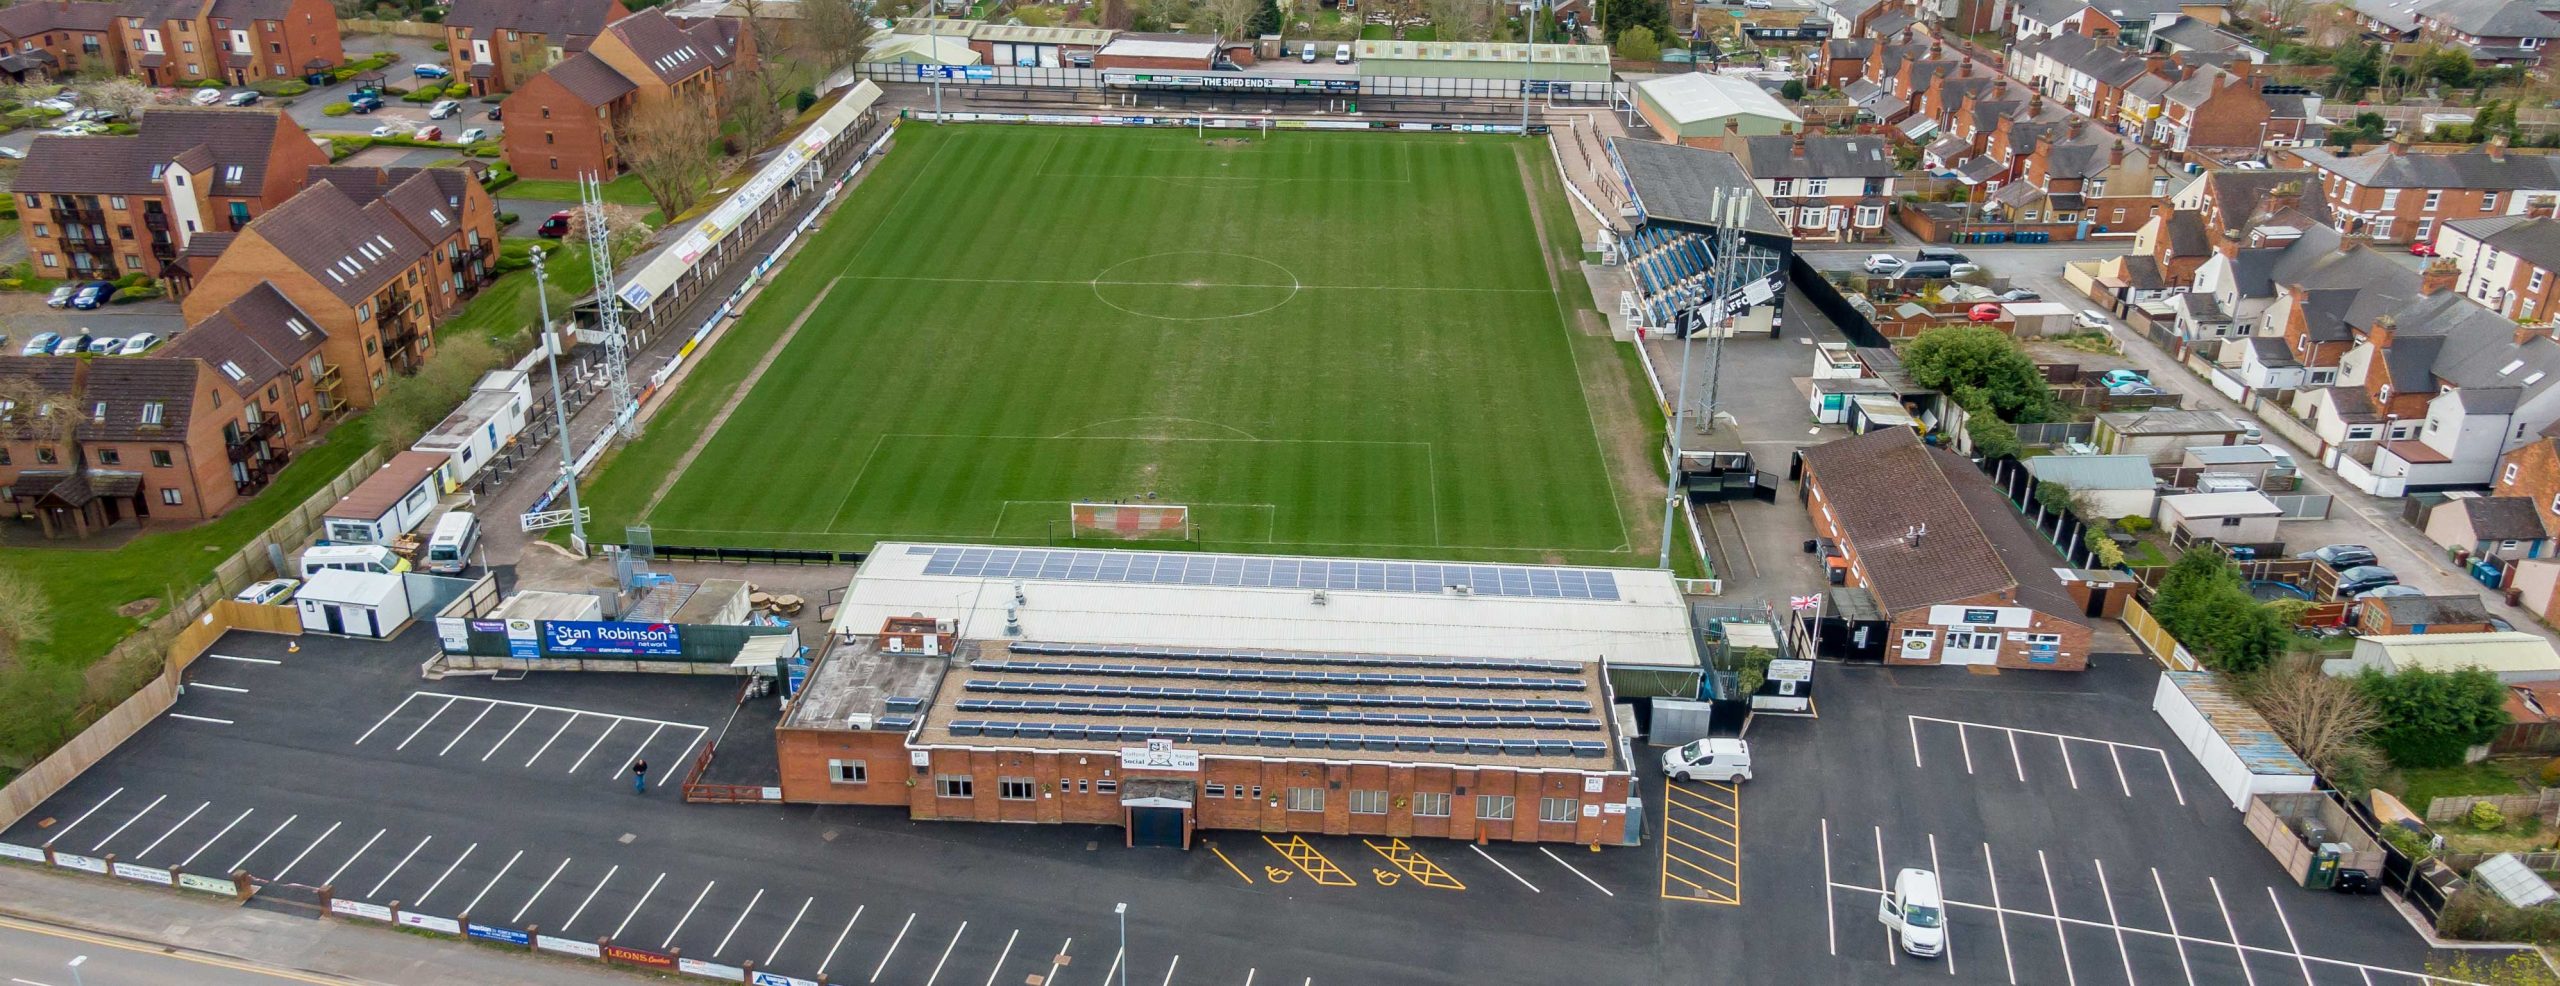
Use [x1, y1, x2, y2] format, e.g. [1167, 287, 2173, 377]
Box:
[2152, 670, 2315, 810]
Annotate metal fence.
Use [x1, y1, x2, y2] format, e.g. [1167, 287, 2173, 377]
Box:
[2014, 421, 2097, 448]
[2268, 493, 2334, 520]
[628, 544, 867, 566]
[856, 63, 1617, 102]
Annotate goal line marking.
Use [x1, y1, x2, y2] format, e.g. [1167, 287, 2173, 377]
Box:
[842, 274, 1547, 294]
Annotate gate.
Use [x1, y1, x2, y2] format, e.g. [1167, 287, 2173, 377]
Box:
[246, 877, 327, 917]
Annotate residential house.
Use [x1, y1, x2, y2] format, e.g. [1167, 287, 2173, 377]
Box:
[2346, 0, 2560, 68]
[1981, 120, 2178, 231]
[179, 179, 450, 411]
[2129, 209, 2213, 289]
[2490, 424, 2560, 536]
[2309, 275, 2560, 494]
[2007, 29, 2155, 123]
[499, 5, 752, 182]
[2283, 136, 2560, 245]
[1798, 426, 2097, 671]
[2155, 66, 2276, 156]
[2421, 495, 2551, 567]
[13, 107, 326, 288]
[2014, 0, 2228, 47]
[2440, 214, 2560, 324]
[2149, 14, 2265, 61]
[1723, 132, 1900, 241]
[2358, 593, 2499, 635]
[0, 1, 120, 79]
[443, 0, 632, 96]
[1813, 36, 1874, 90]
[0, 356, 247, 535]
[119, 0, 343, 86]
[155, 281, 325, 491]
[303, 164, 501, 316]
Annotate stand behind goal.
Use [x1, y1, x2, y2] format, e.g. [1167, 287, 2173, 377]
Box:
[1067, 502, 1192, 541]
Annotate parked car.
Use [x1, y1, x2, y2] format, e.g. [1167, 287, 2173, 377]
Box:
[349, 94, 383, 114]
[2299, 544, 2378, 569]
[2409, 240, 2438, 257]
[1660, 738, 1752, 781]
[1878, 868, 1946, 958]
[1967, 303, 2003, 322]
[2335, 565, 2400, 596]
[0, 146, 22, 160]
[84, 336, 121, 355]
[68, 281, 111, 309]
[1862, 253, 1907, 274]
[2233, 160, 2269, 170]
[1334, 43, 1352, 63]
[120, 331, 158, 354]
[413, 62, 451, 78]
[457, 127, 487, 144]
[485, 105, 502, 120]
[370, 123, 400, 137]
[50, 122, 104, 136]
[190, 87, 225, 106]
[537, 210, 573, 238]
[21, 332, 59, 356]
[1302, 42, 1319, 63]
[2097, 369, 2150, 389]
[1898, 261, 1954, 279]
[1949, 262, 1983, 276]
[429, 99, 461, 119]
[2233, 417, 2263, 444]
[226, 90, 260, 106]
[44, 284, 76, 308]
[2355, 584, 2424, 601]
[233, 578, 300, 605]
[50, 335, 85, 356]
[2075, 309, 2113, 331]
[1996, 288, 2040, 302]
[31, 96, 75, 113]
[415, 125, 442, 142]
[2108, 383, 2163, 396]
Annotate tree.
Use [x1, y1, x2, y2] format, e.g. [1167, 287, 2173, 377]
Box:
[74, 78, 152, 120]
[1899, 326, 2058, 423]
[798, 0, 875, 76]
[1598, 0, 1668, 44]
[1131, 0, 1190, 31]
[723, 0, 815, 152]
[369, 334, 504, 448]
[1615, 24, 1660, 62]
[1248, 0, 1284, 37]
[2148, 547, 2287, 674]
[1426, 0, 1494, 42]
[1780, 79, 1806, 101]
[1199, 0, 1261, 38]
[623, 90, 721, 220]
[2356, 665, 2511, 768]
[2242, 656, 2383, 788]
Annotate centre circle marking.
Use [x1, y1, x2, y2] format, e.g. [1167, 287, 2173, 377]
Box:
[1088, 251, 1302, 321]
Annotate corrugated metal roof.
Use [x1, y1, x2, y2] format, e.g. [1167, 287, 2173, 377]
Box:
[2354, 632, 2560, 674]
[1355, 39, 1610, 64]
[972, 22, 1113, 45]
[2164, 671, 2312, 776]
[2026, 454, 2157, 490]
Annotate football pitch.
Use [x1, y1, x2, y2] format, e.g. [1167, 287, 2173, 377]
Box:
[579, 124, 1660, 564]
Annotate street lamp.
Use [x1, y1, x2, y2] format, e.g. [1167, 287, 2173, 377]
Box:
[1114, 902, 1130, 986]
[67, 955, 86, 986]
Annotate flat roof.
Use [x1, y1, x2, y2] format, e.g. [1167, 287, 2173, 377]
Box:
[972, 22, 1112, 45]
[2163, 671, 2312, 776]
[2184, 444, 2279, 465]
[2160, 491, 2283, 517]
[322, 450, 444, 521]
[2356, 632, 2560, 674]
[300, 568, 403, 607]
[1099, 35, 1218, 58]
[783, 636, 951, 730]
[1354, 39, 1610, 65]
[415, 379, 523, 450]
[490, 589, 603, 622]
[830, 543, 1701, 671]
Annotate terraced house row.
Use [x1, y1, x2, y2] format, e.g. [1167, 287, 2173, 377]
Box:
[0, 0, 342, 86]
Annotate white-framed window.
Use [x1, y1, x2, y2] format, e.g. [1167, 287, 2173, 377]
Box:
[1772, 207, 1793, 227]
[2311, 369, 2337, 385]
[1205, 782, 1227, 798]
[2533, 269, 2547, 293]
[1773, 178, 1793, 195]
[1349, 789, 1388, 815]
[998, 777, 1035, 800]
[2416, 219, 2433, 240]
[1413, 792, 1451, 817]
[1095, 778, 1116, 794]
[161, 487, 181, 505]
[1539, 797, 1579, 823]
[2485, 191, 2500, 212]
[2381, 188, 2401, 209]
[1803, 178, 1827, 196]
[39, 253, 56, 268]
[828, 759, 867, 784]
[2507, 463, 2522, 484]
[1285, 787, 1324, 812]
[935, 774, 973, 798]
[2346, 425, 2379, 440]
[1856, 205, 1883, 227]
[2424, 190, 2441, 211]
[1476, 795, 1517, 821]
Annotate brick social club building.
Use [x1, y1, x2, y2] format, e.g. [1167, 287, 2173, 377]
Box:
[773, 543, 1705, 848]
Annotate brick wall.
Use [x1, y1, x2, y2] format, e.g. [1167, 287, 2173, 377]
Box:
[500, 75, 618, 180]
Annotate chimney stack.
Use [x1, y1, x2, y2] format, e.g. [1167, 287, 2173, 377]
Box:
[2370, 313, 2396, 351]
[2109, 141, 2125, 167]
[2421, 258, 2459, 297]
[2528, 196, 2557, 220]
[1792, 130, 1807, 158]
[2489, 133, 2510, 161]
[2389, 132, 2411, 156]
[2180, 62, 2198, 80]
[2068, 117, 2085, 139]
[2209, 70, 2226, 93]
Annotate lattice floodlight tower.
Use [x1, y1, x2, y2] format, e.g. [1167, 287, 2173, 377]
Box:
[581, 172, 636, 440]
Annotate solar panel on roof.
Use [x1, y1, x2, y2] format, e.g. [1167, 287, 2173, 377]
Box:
[914, 547, 1629, 600]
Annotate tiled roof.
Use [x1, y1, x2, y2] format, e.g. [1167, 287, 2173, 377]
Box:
[209, 0, 297, 21]
[0, 356, 203, 443]
[2463, 496, 2551, 541]
[443, 0, 625, 42]
[234, 180, 434, 305]
[0, 0, 119, 37]
[1800, 427, 2016, 614]
[2372, 593, 2496, 627]
[17, 108, 292, 197]
[606, 7, 717, 84]
[306, 165, 473, 244]
[536, 52, 637, 106]
[1733, 134, 1900, 179]
[2164, 210, 2210, 256]
[162, 281, 326, 395]
[2292, 144, 2560, 190]
[2456, 216, 2560, 274]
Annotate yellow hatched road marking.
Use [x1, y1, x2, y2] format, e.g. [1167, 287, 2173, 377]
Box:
[1658, 777, 1741, 907]
[1263, 836, 1357, 886]
[1362, 838, 1465, 891]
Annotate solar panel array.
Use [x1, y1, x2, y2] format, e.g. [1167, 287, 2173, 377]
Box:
[942, 719, 1610, 758]
[1011, 641, 1582, 675]
[908, 545, 1622, 601]
[971, 660, 1586, 691]
[952, 697, 1604, 732]
[964, 679, 1595, 713]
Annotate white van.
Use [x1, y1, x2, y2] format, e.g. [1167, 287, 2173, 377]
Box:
[423, 511, 480, 574]
[300, 544, 412, 579]
[1660, 737, 1752, 782]
[1878, 868, 1947, 957]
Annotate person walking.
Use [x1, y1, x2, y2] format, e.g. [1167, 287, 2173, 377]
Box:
[630, 759, 648, 794]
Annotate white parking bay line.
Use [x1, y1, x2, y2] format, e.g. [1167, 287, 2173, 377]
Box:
[662, 880, 716, 949]
[188, 683, 249, 694]
[43, 788, 122, 846]
[395, 697, 460, 751]
[1982, 843, 2016, 986]
[1537, 847, 1613, 896]
[459, 849, 526, 918]
[270, 820, 344, 882]
[567, 720, 622, 775]
[88, 788, 170, 850]
[819, 904, 866, 979]
[523, 712, 584, 768]
[621, 723, 667, 778]
[561, 864, 621, 931]
[1160, 954, 1180, 986]
[871, 911, 915, 983]
[132, 800, 209, 860]
[659, 730, 706, 788]
[924, 921, 968, 986]
[980, 928, 1016, 986]
[764, 895, 813, 966]
[2090, 859, 2137, 986]
[437, 701, 499, 756]
[207, 653, 281, 665]
[1468, 845, 1539, 892]
[613, 872, 669, 940]
[411, 843, 477, 907]
[1927, 834, 1952, 977]
[2151, 868, 2199, 986]
[2036, 850, 2079, 986]
[2208, 878, 2259, 986]
[2263, 886, 2316, 986]
[354, 694, 420, 746]
[1039, 937, 1074, 986]
[1874, 826, 1894, 967]
[509, 856, 574, 923]
[178, 808, 252, 870]
[227, 814, 297, 873]
[168, 713, 235, 725]
[320, 827, 388, 888]
[714, 887, 766, 959]
[481, 707, 541, 762]
[367, 836, 434, 899]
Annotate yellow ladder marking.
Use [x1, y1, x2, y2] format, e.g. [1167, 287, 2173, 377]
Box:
[1362, 838, 1466, 891]
[1658, 777, 1741, 907]
[1262, 836, 1356, 887]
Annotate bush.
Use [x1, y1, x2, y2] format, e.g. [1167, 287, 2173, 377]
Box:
[494, 211, 520, 227]
[110, 272, 148, 288]
[2467, 800, 2508, 831]
[402, 88, 440, 103]
[431, 40, 451, 52]
[2083, 529, 2126, 568]
[443, 82, 467, 98]
[2436, 885, 2560, 944]
[2540, 757, 2560, 786]
[107, 284, 163, 304]
[2358, 666, 2513, 768]
[251, 79, 310, 97]
[2118, 515, 2154, 534]
[323, 102, 352, 117]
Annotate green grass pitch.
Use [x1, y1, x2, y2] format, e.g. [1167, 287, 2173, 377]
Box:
[579, 124, 1651, 564]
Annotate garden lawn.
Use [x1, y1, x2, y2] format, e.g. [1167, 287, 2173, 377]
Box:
[503, 174, 657, 206]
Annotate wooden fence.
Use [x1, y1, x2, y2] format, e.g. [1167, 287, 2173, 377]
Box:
[2423, 790, 2560, 827]
[344, 18, 445, 38]
[2121, 599, 2198, 670]
[0, 447, 384, 832]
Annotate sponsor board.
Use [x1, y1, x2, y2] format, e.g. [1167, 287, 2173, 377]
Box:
[112, 862, 173, 885]
[0, 842, 43, 862]
[467, 922, 531, 946]
[396, 912, 461, 934]
[52, 853, 105, 873]
[536, 935, 602, 958]
[679, 957, 748, 979]
[753, 973, 822, 986]
[177, 872, 239, 895]
[607, 944, 677, 968]
[329, 899, 393, 922]
[542, 620, 682, 656]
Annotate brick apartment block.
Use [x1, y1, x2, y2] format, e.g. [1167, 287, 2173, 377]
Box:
[13, 107, 326, 288]
[499, 5, 751, 181]
[442, 0, 630, 97]
[0, 0, 341, 85]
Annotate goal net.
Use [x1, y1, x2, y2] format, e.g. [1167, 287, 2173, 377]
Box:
[1069, 502, 1192, 540]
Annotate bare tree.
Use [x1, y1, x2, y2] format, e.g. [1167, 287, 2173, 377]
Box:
[726, 0, 821, 150]
[1199, 0, 1259, 36]
[74, 78, 153, 120]
[2243, 656, 2385, 784]
[798, 0, 875, 76]
[1425, 0, 1494, 41]
[623, 90, 721, 220]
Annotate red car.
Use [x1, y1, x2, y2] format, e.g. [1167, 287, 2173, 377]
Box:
[2410, 240, 2438, 257]
[537, 211, 572, 238]
[1967, 303, 2004, 322]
